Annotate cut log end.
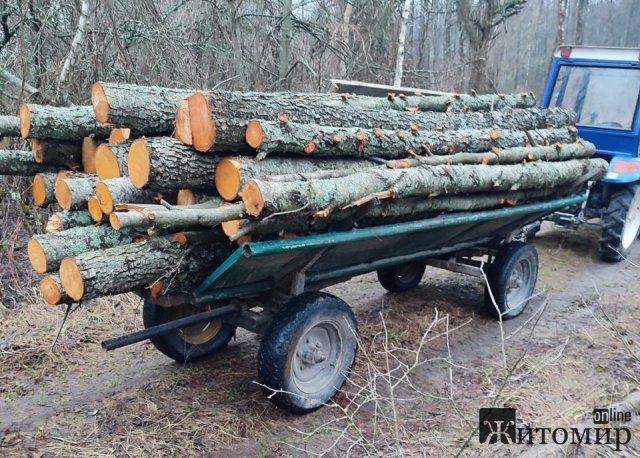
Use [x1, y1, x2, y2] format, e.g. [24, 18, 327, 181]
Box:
[40, 275, 65, 305]
[27, 238, 47, 273]
[19, 104, 31, 138]
[189, 91, 217, 152]
[246, 120, 265, 149]
[60, 257, 84, 301]
[215, 158, 242, 201]
[128, 138, 151, 189]
[82, 137, 101, 174]
[177, 189, 197, 206]
[30, 139, 45, 163]
[54, 178, 73, 210]
[87, 196, 104, 222]
[149, 280, 164, 300]
[95, 181, 115, 214]
[91, 82, 109, 124]
[95, 144, 124, 180]
[242, 181, 265, 217]
[109, 213, 122, 230]
[109, 128, 131, 143]
[174, 232, 188, 245]
[304, 142, 317, 155]
[221, 219, 242, 237]
[174, 99, 192, 145]
[46, 214, 62, 233]
[32, 174, 49, 206]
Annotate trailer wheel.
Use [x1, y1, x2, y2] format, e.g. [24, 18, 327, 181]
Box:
[600, 183, 640, 262]
[258, 292, 358, 414]
[483, 242, 538, 320]
[143, 300, 236, 363]
[377, 262, 426, 292]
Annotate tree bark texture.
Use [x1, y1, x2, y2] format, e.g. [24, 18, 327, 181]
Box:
[243, 158, 608, 217]
[91, 82, 194, 133]
[46, 210, 94, 233]
[55, 174, 100, 210]
[59, 235, 225, 301]
[20, 104, 111, 140]
[30, 139, 82, 165]
[0, 115, 20, 138]
[128, 137, 219, 190]
[28, 225, 140, 273]
[33, 173, 58, 206]
[96, 177, 170, 214]
[0, 150, 59, 176]
[95, 141, 133, 180]
[249, 121, 575, 158]
[40, 274, 68, 305]
[187, 87, 575, 152]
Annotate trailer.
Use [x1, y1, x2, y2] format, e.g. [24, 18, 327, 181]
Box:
[99, 193, 586, 413]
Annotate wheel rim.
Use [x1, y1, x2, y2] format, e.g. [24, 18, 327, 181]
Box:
[621, 189, 640, 250]
[170, 305, 222, 345]
[505, 256, 536, 314]
[291, 320, 345, 396]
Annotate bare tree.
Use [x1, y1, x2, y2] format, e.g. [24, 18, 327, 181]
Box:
[555, 0, 569, 48]
[393, 0, 413, 87]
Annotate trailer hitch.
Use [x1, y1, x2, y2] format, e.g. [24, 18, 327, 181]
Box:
[101, 304, 240, 351]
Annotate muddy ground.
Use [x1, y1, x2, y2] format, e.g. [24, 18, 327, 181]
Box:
[1, 222, 639, 457]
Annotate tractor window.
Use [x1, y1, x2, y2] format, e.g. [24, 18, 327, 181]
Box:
[549, 65, 640, 130]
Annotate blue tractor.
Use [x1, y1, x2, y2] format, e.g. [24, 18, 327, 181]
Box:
[541, 46, 640, 261]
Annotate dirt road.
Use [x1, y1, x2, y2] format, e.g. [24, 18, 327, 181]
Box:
[1, 223, 639, 457]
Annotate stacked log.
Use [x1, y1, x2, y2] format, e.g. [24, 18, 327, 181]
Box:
[0, 82, 607, 306]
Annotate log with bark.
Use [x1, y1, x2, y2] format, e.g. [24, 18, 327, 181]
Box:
[95, 141, 132, 180]
[246, 120, 577, 158]
[19, 104, 111, 140]
[127, 137, 219, 190]
[54, 172, 99, 210]
[40, 274, 68, 305]
[91, 82, 193, 134]
[178, 89, 576, 152]
[59, 233, 228, 301]
[0, 150, 59, 176]
[46, 210, 94, 232]
[30, 139, 82, 166]
[215, 155, 371, 201]
[0, 115, 20, 138]
[32, 173, 58, 206]
[96, 177, 172, 214]
[243, 158, 609, 217]
[28, 225, 140, 273]
[110, 200, 242, 230]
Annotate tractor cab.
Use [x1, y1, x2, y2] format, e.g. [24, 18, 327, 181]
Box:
[541, 46, 640, 261]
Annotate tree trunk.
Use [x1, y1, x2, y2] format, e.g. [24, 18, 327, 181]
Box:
[393, 0, 413, 87]
[386, 142, 595, 169]
[110, 201, 243, 230]
[0, 115, 20, 138]
[96, 177, 173, 214]
[247, 120, 575, 158]
[184, 87, 575, 153]
[215, 155, 368, 201]
[28, 225, 140, 273]
[54, 173, 99, 210]
[59, 234, 225, 301]
[555, 0, 569, 48]
[57, 0, 92, 103]
[40, 274, 69, 305]
[278, 0, 293, 90]
[0, 150, 59, 176]
[575, 0, 588, 45]
[128, 137, 219, 190]
[91, 82, 193, 134]
[32, 173, 58, 206]
[82, 137, 103, 174]
[243, 158, 608, 217]
[30, 139, 82, 166]
[95, 141, 133, 180]
[46, 210, 94, 233]
[19, 104, 111, 140]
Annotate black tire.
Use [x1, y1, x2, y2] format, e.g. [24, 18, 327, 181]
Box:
[483, 242, 538, 320]
[257, 292, 358, 414]
[600, 183, 640, 262]
[377, 262, 426, 292]
[143, 300, 236, 363]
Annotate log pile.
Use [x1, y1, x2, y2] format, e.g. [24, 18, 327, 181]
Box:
[0, 82, 608, 305]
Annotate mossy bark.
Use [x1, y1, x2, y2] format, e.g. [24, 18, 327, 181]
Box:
[112, 202, 243, 230]
[22, 105, 111, 140]
[46, 210, 95, 232]
[0, 115, 20, 138]
[31, 140, 82, 165]
[0, 150, 59, 176]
